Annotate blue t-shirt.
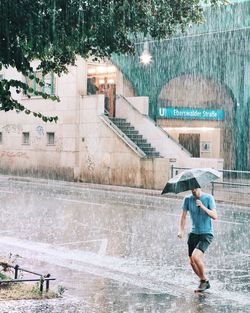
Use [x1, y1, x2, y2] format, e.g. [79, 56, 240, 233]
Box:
[181, 192, 216, 235]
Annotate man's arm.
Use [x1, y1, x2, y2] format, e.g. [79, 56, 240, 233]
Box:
[178, 210, 188, 238]
[196, 199, 218, 220]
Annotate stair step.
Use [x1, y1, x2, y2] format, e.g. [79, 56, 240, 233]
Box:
[108, 117, 161, 158]
[113, 122, 131, 127]
[110, 118, 126, 122]
[113, 121, 134, 128]
[146, 152, 161, 158]
[137, 143, 152, 149]
[125, 132, 142, 138]
[142, 147, 156, 153]
[116, 124, 135, 130]
[123, 130, 139, 136]
[133, 139, 148, 145]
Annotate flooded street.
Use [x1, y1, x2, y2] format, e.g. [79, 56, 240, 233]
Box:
[0, 175, 249, 312]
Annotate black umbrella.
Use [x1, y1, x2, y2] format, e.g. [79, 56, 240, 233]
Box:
[161, 168, 221, 194]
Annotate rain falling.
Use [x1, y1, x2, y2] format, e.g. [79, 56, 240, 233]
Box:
[0, 1, 250, 312]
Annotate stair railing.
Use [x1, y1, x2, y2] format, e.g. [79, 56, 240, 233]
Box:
[100, 114, 147, 158]
[116, 95, 192, 157]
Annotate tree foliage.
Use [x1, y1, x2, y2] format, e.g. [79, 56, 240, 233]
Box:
[0, 0, 225, 121]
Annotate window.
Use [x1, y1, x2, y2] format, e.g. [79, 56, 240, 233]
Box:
[26, 71, 55, 96]
[22, 132, 30, 145]
[0, 132, 2, 144]
[87, 63, 116, 95]
[201, 141, 212, 153]
[47, 132, 55, 145]
[87, 63, 117, 116]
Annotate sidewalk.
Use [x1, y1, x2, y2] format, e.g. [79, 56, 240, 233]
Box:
[0, 174, 249, 313]
[2, 174, 250, 207]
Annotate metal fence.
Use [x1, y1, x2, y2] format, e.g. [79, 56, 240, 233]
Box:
[0, 262, 56, 292]
[170, 165, 250, 200]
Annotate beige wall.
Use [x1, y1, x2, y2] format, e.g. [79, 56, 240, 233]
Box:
[116, 96, 191, 160]
[0, 62, 170, 189]
[78, 95, 170, 189]
[0, 61, 82, 179]
[0, 58, 223, 188]
[116, 71, 135, 97]
[164, 127, 221, 159]
[158, 74, 234, 169]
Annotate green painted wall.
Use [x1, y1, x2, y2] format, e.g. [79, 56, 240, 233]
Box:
[112, 1, 250, 170]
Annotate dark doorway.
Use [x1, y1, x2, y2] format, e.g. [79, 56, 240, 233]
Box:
[179, 133, 200, 157]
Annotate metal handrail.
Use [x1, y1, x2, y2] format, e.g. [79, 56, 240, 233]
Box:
[170, 165, 250, 195]
[218, 169, 250, 175]
[171, 165, 250, 177]
[116, 95, 192, 156]
[100, 114, 147, 158]
[212, 181, 250, 187]
[116, 94, 143, 115]
[211, 181, 250, 195]
[0, 262, 56, 293]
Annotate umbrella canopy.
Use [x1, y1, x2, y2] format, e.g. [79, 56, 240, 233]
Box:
[161, 168, 221, 194]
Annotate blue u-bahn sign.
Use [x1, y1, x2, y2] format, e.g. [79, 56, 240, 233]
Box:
[157, 107, 224, 120]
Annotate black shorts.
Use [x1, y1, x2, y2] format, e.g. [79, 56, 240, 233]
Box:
[187, 233, 213, 257]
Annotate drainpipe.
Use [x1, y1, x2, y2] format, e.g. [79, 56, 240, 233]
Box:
[236, 55, 245, 170]
[74, 57, 86, 181]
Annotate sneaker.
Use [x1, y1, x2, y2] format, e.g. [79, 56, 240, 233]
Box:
[196, 280, 210, 292]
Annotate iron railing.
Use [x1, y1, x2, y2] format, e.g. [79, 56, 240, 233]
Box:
[170, 165, 250, 195]
[100, 114, 146, 158]
[0, 262, 56, 293]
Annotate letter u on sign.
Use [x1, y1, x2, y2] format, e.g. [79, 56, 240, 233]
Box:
[159, 108, 165, 117]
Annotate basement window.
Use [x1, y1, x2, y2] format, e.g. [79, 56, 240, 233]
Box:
[47, 132, 55, 145]
[22, 132, 30, 145]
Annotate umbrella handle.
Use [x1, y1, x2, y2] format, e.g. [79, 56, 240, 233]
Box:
[196, 198, 201, 207]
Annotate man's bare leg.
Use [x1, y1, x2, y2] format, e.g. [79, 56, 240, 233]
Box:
[189, 256, 202, 278]
[191, 248, 207, 281]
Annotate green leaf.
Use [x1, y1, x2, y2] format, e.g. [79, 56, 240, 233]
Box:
[0, 0, 224, 123]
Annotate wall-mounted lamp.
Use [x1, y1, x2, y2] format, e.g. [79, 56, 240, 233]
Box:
[139, 41, 152, 65]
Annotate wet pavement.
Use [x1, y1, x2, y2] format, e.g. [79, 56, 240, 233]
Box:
[0, 175, 249, 312]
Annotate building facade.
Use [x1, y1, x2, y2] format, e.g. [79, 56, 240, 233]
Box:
[2, 2, 248, 186]
[112, 0, 250, 171]
[0, 56, 223, 186]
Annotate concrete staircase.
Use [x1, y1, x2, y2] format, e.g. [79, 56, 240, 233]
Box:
[110, 117, 161, 158]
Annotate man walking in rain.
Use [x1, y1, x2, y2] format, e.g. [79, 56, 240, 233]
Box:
[177, 188, 217, 292]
